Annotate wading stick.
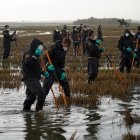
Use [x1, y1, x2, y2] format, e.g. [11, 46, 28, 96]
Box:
[104, 54, 123, 81]
[100, 44, 123, 81]
[40, 56, 59, 108]
[45, 51, 68, 107]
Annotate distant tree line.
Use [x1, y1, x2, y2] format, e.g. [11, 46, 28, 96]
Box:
[73, 17, 132, 26]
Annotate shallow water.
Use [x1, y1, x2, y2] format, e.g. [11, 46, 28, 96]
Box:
[0, 84, 140, 140]
[0, 30, 53, 38]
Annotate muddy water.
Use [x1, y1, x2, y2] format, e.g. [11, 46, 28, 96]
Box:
[0, 84, 140, 140]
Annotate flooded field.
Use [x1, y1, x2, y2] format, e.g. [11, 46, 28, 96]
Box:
[0, 25, 140, 140]
[0, 84, 140, 140]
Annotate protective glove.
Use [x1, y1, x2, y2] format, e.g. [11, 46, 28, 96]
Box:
[43, 71, 49, 78]
[48, 65, 55, 71]
[99, 47, 105, 52]
[126, 47, 132, 52]
[60, 72, 66, 80]
[133, 53, 137, 58]
[96, 39, 102, 45]
[35, 48, 42, 56]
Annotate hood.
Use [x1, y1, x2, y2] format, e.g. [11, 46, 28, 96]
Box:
[124, 29, 131, 35]
[55, 40, 64, 50]
[29, 38, 43, 54]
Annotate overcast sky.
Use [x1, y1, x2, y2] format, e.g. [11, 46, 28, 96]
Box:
[0, 0, 139, 21]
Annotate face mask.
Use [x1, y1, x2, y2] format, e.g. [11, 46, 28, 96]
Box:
[132, 32, 135, 36]
[63, 47, 68, 52]
[125, 33, 129, 37]
[38, 45, 43, 51]
[6, 28, 10, 31]
[56, 29, 59, 32]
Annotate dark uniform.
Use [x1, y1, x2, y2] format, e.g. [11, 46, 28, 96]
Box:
[61, 26, 70, 39]
[78, 24, 83, 34]
[43, 41, 70, 98]
[82, 28, 89, 55]
[77, 25, 83, 41]
[2, 30, 16, 59]
[134, 31, 140, 67]
[86, 38, 102, 83]
[53, 29, 62, 43]
[117, 30, 134, 73]
[22, 38, 45, 111]
[71, 28, 80, 57]
[97, 25, 103, 42]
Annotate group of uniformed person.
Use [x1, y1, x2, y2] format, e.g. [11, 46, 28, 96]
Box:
[1, 24, 140, 112]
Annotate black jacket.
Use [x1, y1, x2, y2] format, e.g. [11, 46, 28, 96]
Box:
[117, 36, 134, 53]
[61, 29, 70, 39]
[117, 35, 134, 62]
[3, 30, 15, 48]
[86, 38, 101, 58]
[71, 30, 80, 42]
[44, 41, 66, 70]
[135, 32, 140, 47]
[53, 30, 62, 43]
[135, 31, 140, 39]
[82, 30, 89, 43]
[22, 38, 43, 81]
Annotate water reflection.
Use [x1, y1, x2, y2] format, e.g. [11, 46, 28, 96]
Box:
[23, 108, 69, 140]
[0, 84, 140, 140]
[84, 111, 101, 140]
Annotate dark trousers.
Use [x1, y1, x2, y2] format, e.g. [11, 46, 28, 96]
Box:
[134, 48, 140, 67]
[73, 41, 80, 57]
[119, 54, 132, 73]
[23, 79, 46, 111]
[88, 58, 99, 83]
[3, 47, 10, 59]
[82, 41, 87, 55]
[43, 72, 70, 98]
[134, 57, 140, 67]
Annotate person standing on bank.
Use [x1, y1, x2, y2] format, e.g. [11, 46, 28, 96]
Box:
[82, 25, 89, 55]
[97, 25, 103, 42]
[53, 27, 62, 43]
[61, 25, 70, 39]
[2, 25, 16, 60]
[86, 30, 105, 84]
[117, 29, 135, 73]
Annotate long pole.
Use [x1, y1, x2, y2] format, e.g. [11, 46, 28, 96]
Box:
[45, 51, 68, 107]
[100, 44, 123, 81]
[104, 53, 123, 81]
[40, 56, 59, 108]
